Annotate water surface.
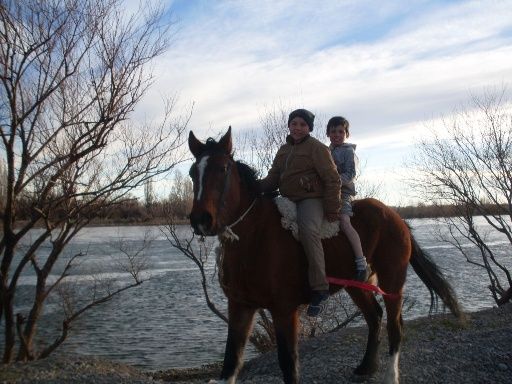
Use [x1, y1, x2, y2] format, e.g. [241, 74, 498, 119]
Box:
[9, 217, 511, 370]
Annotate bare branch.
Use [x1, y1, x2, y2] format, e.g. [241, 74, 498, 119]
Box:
[1, 0, 185, 362]
[40, 277, 143, 359]
[160, 213, 227, 322]
[409, 87, 512, 306]
[110, 228, 155, 284]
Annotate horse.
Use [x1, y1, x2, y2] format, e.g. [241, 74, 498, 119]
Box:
[187, 127, 462, 384]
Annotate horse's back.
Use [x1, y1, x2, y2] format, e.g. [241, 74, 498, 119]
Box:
[222, 197, 411, 308]
[324, 198, 411, 284]
[354, 198, 412, 287]
[353, 198, 410, 244]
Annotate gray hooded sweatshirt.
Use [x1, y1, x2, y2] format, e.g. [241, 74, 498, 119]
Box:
[330, 143, 358, 196]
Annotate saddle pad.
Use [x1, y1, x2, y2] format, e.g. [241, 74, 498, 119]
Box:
[273, 197, 340, 241]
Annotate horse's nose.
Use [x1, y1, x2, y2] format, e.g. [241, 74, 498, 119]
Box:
[189, 210, 213, 235]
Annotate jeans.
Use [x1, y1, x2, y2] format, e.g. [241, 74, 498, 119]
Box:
[296, 198, 328, 291]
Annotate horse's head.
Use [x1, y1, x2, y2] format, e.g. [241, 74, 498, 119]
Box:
[188, 127, 244, 236]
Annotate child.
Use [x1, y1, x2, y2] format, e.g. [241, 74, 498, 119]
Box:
[259, 109, 341, 316]
[326, 116, 370, 282]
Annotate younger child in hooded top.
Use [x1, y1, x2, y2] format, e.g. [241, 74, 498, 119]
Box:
[327, 116, 370, 282]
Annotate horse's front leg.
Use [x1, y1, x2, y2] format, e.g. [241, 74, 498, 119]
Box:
[219, 299, 256, 383]
[271, 308, 300, 384]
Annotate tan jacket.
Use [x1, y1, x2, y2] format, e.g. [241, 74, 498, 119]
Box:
[259, 135, 341, 215]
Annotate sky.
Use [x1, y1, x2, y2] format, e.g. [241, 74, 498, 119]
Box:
[134, 0, 512, 206]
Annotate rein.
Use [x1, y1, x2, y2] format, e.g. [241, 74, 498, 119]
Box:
[327, 276, 401, 299]
[219, 198, 257, 242]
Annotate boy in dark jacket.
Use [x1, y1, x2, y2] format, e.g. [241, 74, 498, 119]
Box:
[259, 109, 341, 316]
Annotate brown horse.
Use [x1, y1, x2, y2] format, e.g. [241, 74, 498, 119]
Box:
[188, 128, 462, 384]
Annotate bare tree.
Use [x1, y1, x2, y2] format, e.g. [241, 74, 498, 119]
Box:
[166, 169, 193, 220]
[410, 87, 512, 306]
[354, 159, 383, 200]
[0, 159, 6, 214]
[144, 179, 155, 210]
[161, 216, 225, 320]
[0, 0, 189, 362]
[39, 229, 154, 359]
[249, 104, 289, 175]
[241, 103, 326, 175]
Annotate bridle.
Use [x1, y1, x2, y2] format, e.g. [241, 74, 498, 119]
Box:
[193, 153, 257, 241]
[192, 153, 233, 209]
[217, 158, 233, 211]
[219, 198, 257, 241]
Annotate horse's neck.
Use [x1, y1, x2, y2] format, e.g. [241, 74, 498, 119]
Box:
[235, 189, 258, 223]
[228, 182, 281, 241]
[237, 181, 257, 210]
[238, 195, 279, 237]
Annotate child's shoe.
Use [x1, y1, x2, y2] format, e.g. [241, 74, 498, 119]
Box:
[355, 265, 371, 282]
[307, 290, 329, 317]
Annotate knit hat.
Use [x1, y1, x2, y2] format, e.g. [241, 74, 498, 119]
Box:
[288, 108, 315, 131]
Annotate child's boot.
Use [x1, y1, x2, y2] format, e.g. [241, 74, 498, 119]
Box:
[355, 257, 370, 282]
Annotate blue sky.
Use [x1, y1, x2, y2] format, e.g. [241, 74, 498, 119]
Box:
[134, 0, 512, 205]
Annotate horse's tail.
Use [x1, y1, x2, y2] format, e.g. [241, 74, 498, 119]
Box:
[408, 229, 464, 320]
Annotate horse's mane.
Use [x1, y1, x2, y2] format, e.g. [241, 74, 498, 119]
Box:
[235, 161, 260, 193]
[202, 138, 224, 155]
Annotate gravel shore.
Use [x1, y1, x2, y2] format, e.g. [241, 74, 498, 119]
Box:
[1, 304, 511, 384]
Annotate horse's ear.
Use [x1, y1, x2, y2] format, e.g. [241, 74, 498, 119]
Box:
[188, 131, 204, 158]
[218, 126, 232, 155]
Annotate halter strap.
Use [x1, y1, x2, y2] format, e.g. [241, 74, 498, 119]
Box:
[218, 160, 232, 209]
[219, 198, 257, 241]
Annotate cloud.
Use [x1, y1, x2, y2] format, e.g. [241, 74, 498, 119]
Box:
[132, 0, 512, 204]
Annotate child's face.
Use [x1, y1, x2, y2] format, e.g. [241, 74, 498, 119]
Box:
[328, 125, 347, 146]
[288, 117, 310, 142]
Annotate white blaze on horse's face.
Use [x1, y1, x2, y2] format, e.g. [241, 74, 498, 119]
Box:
[196, 155, 209, 201]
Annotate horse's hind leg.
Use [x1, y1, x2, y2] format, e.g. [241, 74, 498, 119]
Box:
[347, 288, 383, 377]
[271, 308, 300, 384]
[220, 299, 256, 383]
[383, 294, 403, 384]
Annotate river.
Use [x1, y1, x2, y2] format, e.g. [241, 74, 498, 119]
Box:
[8, 217, 511, 370]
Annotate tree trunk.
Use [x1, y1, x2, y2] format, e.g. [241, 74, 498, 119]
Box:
[2, 289, 15, 363]
[497, 286, 512, 306]
[16, 275, 47, 361]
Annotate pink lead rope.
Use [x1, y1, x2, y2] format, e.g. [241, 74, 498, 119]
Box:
[326, 276, 401, 299]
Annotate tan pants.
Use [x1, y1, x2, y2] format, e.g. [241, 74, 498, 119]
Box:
[296, 198, 328, 291]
